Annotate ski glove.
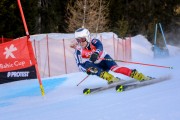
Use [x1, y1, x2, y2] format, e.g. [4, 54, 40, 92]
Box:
[90, 52, 99, 63]
[86, 67, 98, 75]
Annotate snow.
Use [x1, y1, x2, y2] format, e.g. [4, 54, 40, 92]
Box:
[0, 33, 180, 120]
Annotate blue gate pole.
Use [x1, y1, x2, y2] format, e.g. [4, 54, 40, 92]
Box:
[154, 24, 158, 45]
[159, 23, 167, 48]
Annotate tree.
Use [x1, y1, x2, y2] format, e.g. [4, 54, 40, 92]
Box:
[109, 0, 179, 43]
[0, 0, 38, 38]
[39, 0, 59, 33]
[35, 0, 67, 33]
[0, 0, 23, 38]
[65, 0, 109, 33]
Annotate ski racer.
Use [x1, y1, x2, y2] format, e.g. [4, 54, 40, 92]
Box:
[70, 28, 149, 84]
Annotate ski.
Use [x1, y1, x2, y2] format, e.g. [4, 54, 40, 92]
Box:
[83, 78, 137, 94]
[116, 75, 171, 92]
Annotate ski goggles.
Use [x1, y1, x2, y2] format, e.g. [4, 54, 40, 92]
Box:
[76, 37, 86, 43]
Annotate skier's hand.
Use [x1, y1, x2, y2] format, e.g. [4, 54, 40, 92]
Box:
[86, 67, 98, 75]
[70, 40, 78, 49]
[90, 52, 99, 62]
[86, 68, 92, 75]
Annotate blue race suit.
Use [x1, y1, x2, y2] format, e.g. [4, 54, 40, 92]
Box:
[74, 39, 132, 77]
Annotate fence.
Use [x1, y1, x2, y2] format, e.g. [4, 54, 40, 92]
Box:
[0, 33, 131, 78]
[30, 33, 131, 78]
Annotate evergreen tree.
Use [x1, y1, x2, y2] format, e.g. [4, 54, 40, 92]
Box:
[0, 0, 38, 38]
[0, 0, 179, 43]
[65, 0, 109, 33]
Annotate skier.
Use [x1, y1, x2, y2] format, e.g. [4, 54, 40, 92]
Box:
[70, 28, 149, 84]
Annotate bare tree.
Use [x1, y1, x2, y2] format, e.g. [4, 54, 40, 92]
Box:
[65, 0, 109, 33]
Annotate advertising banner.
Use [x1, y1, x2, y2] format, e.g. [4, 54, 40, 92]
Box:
[0, 66, 37, 84]
[0, 37, 37, 83]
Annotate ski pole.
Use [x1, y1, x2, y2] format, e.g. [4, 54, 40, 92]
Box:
[77, 75, 89, 86]
[100, 58, 173, 69]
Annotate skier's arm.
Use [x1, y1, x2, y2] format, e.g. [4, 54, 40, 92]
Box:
[74, 49, 87, 72]
[91, 39, 103, 54]
[90, 39, 104, 62]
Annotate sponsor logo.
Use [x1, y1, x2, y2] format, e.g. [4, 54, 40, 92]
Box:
[0, 61, 26, 70]
[7, 71, 30, 77]
[3, 44, 17, 59]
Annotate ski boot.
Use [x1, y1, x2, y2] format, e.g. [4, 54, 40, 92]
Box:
[100, 71, 120, 84]
[130, 69, 151, 81]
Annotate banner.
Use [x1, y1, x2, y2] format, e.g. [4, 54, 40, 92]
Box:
[0, 36, 37, 84]
[0, 37, 36, 72]
[0, 66, 37, 84]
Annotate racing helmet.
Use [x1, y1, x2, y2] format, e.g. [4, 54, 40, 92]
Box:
[75, 28, 90, 42]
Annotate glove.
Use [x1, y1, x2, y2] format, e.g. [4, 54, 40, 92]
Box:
[86, 67, 98, 75]
[90, 52, 99, 62]
[70, 41, 78, 49]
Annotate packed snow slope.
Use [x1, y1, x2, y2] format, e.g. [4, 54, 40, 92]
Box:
[0, 34, 180, 120]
